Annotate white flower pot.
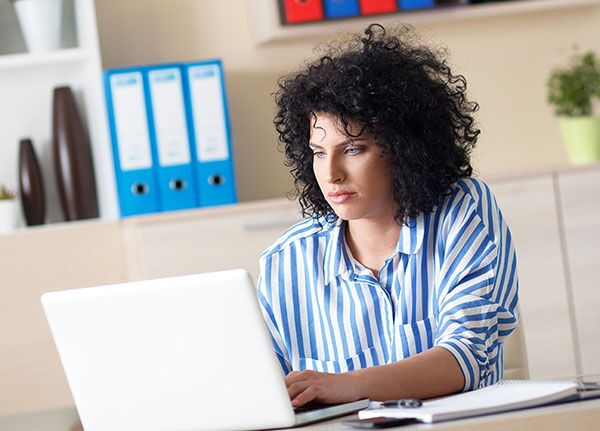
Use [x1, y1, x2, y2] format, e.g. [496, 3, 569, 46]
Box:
[14, 0, 63, 53]
[0, 200, 21, 234]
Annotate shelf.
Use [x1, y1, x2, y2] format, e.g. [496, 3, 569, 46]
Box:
[0, 47, 87, 71]
[0, 0, 118, 226]
[249, 0, 600, 45]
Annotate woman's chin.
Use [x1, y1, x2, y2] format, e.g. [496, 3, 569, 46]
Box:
[330, 205, 362, 221]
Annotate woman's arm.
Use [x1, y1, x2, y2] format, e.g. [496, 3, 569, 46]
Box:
[354, 346, 464, 400]
[286, 346, 463, 407]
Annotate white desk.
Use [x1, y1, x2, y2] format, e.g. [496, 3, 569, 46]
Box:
[307, 397, 600, 431]
[1, 397, 599, 431]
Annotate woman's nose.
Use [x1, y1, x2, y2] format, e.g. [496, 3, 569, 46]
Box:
[325, 157, 345, 184]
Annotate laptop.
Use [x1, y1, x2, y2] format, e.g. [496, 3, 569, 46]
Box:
[41, 269, 369, 431]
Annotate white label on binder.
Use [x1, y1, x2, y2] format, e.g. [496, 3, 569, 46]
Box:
[110, 72, 153, 171]
[148, 68, 191, 167]
[188, 65, 229, 162]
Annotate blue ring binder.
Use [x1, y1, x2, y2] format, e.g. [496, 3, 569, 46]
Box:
[182, 59, 237, 207]
[104, 59, 238, 216]
[104, 68, 161, 217]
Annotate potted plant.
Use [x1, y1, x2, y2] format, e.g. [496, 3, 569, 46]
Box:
[547, 50, 600, 165]
[0, 185, 20, 234]
[9, 0, 63, 53]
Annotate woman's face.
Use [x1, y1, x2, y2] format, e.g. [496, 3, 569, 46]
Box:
[309, 112, 397, 222]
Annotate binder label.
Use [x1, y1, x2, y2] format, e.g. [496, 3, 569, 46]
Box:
[188, 65, 229, 162]
[148, 68, 191, 167]
[110, 72, 153, 171]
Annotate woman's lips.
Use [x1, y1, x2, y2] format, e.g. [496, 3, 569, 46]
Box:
[328, 192, 356, 204]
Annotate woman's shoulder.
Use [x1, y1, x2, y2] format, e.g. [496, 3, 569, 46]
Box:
[259, 216, 335, 262]
[436, 176, 504, 244]
[442, 177, 499, 214]
[453, 177, 495, 201]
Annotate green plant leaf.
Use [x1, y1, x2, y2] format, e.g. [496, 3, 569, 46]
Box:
[0, 185, 16, 200]
[547, 50, 600, 117]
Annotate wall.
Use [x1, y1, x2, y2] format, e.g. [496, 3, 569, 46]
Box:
[95, 0, 600, 201]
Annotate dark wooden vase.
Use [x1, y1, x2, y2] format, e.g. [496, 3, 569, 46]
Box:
[18, 138, 46, 226]
[52, 86, 99, 221]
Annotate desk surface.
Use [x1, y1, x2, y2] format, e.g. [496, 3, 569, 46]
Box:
[1, 397, 599, 431]
[308, 397, 600, 431]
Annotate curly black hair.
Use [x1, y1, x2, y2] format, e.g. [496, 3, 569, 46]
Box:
[274, 24, 480, 224]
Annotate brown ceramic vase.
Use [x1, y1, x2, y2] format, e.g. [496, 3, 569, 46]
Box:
[52, 86, 99, 221]
[18, 138, 46, 225]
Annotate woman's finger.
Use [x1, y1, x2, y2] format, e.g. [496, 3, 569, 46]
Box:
[292, 385, 318, 408]
[287, 380, 310, 400]
[284, 369, 316, 386]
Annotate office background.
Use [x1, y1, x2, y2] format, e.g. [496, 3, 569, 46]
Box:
[96, 0, 600, 201]
[1, 1, 600, 429]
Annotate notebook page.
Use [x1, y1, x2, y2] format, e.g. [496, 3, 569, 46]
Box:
[359, 380, 578, 423]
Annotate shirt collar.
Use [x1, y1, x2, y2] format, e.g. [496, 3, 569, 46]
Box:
[322, 214, 425, 284]
[323, 218, 353, 284]
[394, 213, 425, 256]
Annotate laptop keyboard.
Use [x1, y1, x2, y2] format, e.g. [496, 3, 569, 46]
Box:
[294, 402, 336, 414]
[292, 399, 371, 425]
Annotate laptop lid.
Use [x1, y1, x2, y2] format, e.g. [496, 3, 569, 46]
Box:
[41, 269, 296, 431]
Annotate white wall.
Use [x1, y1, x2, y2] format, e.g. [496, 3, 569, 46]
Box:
[95, 0, 600, 200]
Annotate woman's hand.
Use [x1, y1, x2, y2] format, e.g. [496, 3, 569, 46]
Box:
[285, 369, 363, 407]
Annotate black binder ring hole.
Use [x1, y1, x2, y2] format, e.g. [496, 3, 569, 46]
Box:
[132, 183, 149, 195]
[208, 174, 224, 186]
[170, 178, 187, 191]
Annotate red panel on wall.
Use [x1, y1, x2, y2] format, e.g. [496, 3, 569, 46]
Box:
[358, 0, 397, 15]
[283, 0, 325, 24]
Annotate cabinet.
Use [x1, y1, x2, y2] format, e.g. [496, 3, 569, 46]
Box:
[123, 199, 301, 281]
[0, 221, 127, 415]
[488, 165, 600, 379]
[0, 0, 118, 224]
[489, 175, 578, 379]
[558, 168, 600, 376]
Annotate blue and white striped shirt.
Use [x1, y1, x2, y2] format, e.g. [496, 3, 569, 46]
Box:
[257, 178, 518, 391]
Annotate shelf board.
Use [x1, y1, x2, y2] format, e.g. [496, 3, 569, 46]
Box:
[0, 47, 87, 71]
[250, 0, 600, 45]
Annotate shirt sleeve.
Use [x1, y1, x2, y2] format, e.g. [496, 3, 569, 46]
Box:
[434, 182, 519, 391]
[256, 253, 292, 375]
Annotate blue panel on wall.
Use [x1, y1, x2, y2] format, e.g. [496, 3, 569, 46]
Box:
[324, 0, 360, 18]
[398, 0, 434, 10]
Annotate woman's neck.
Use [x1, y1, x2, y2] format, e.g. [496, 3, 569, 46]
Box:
[345, 215, 401, 278]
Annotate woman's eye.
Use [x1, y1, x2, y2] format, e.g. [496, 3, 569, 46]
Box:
[313, 151, 326, 158]
[345, 147, 361, 155]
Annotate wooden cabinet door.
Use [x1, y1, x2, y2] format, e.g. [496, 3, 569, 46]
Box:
[489, 175, 578, 379]
[558, 166, 600, 376]
[0, 222, 127, 415]
[123, 199, 302, 282]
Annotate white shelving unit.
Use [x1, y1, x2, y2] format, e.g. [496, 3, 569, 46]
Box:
[0, 48, 87, 70]
[0, 0, 118, 225]
[249, 0, 600, 45]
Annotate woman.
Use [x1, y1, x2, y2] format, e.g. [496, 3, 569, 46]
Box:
[257, 24, 518, 408]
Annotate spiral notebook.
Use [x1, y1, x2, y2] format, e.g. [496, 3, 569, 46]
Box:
[359, 380, 585, 423]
